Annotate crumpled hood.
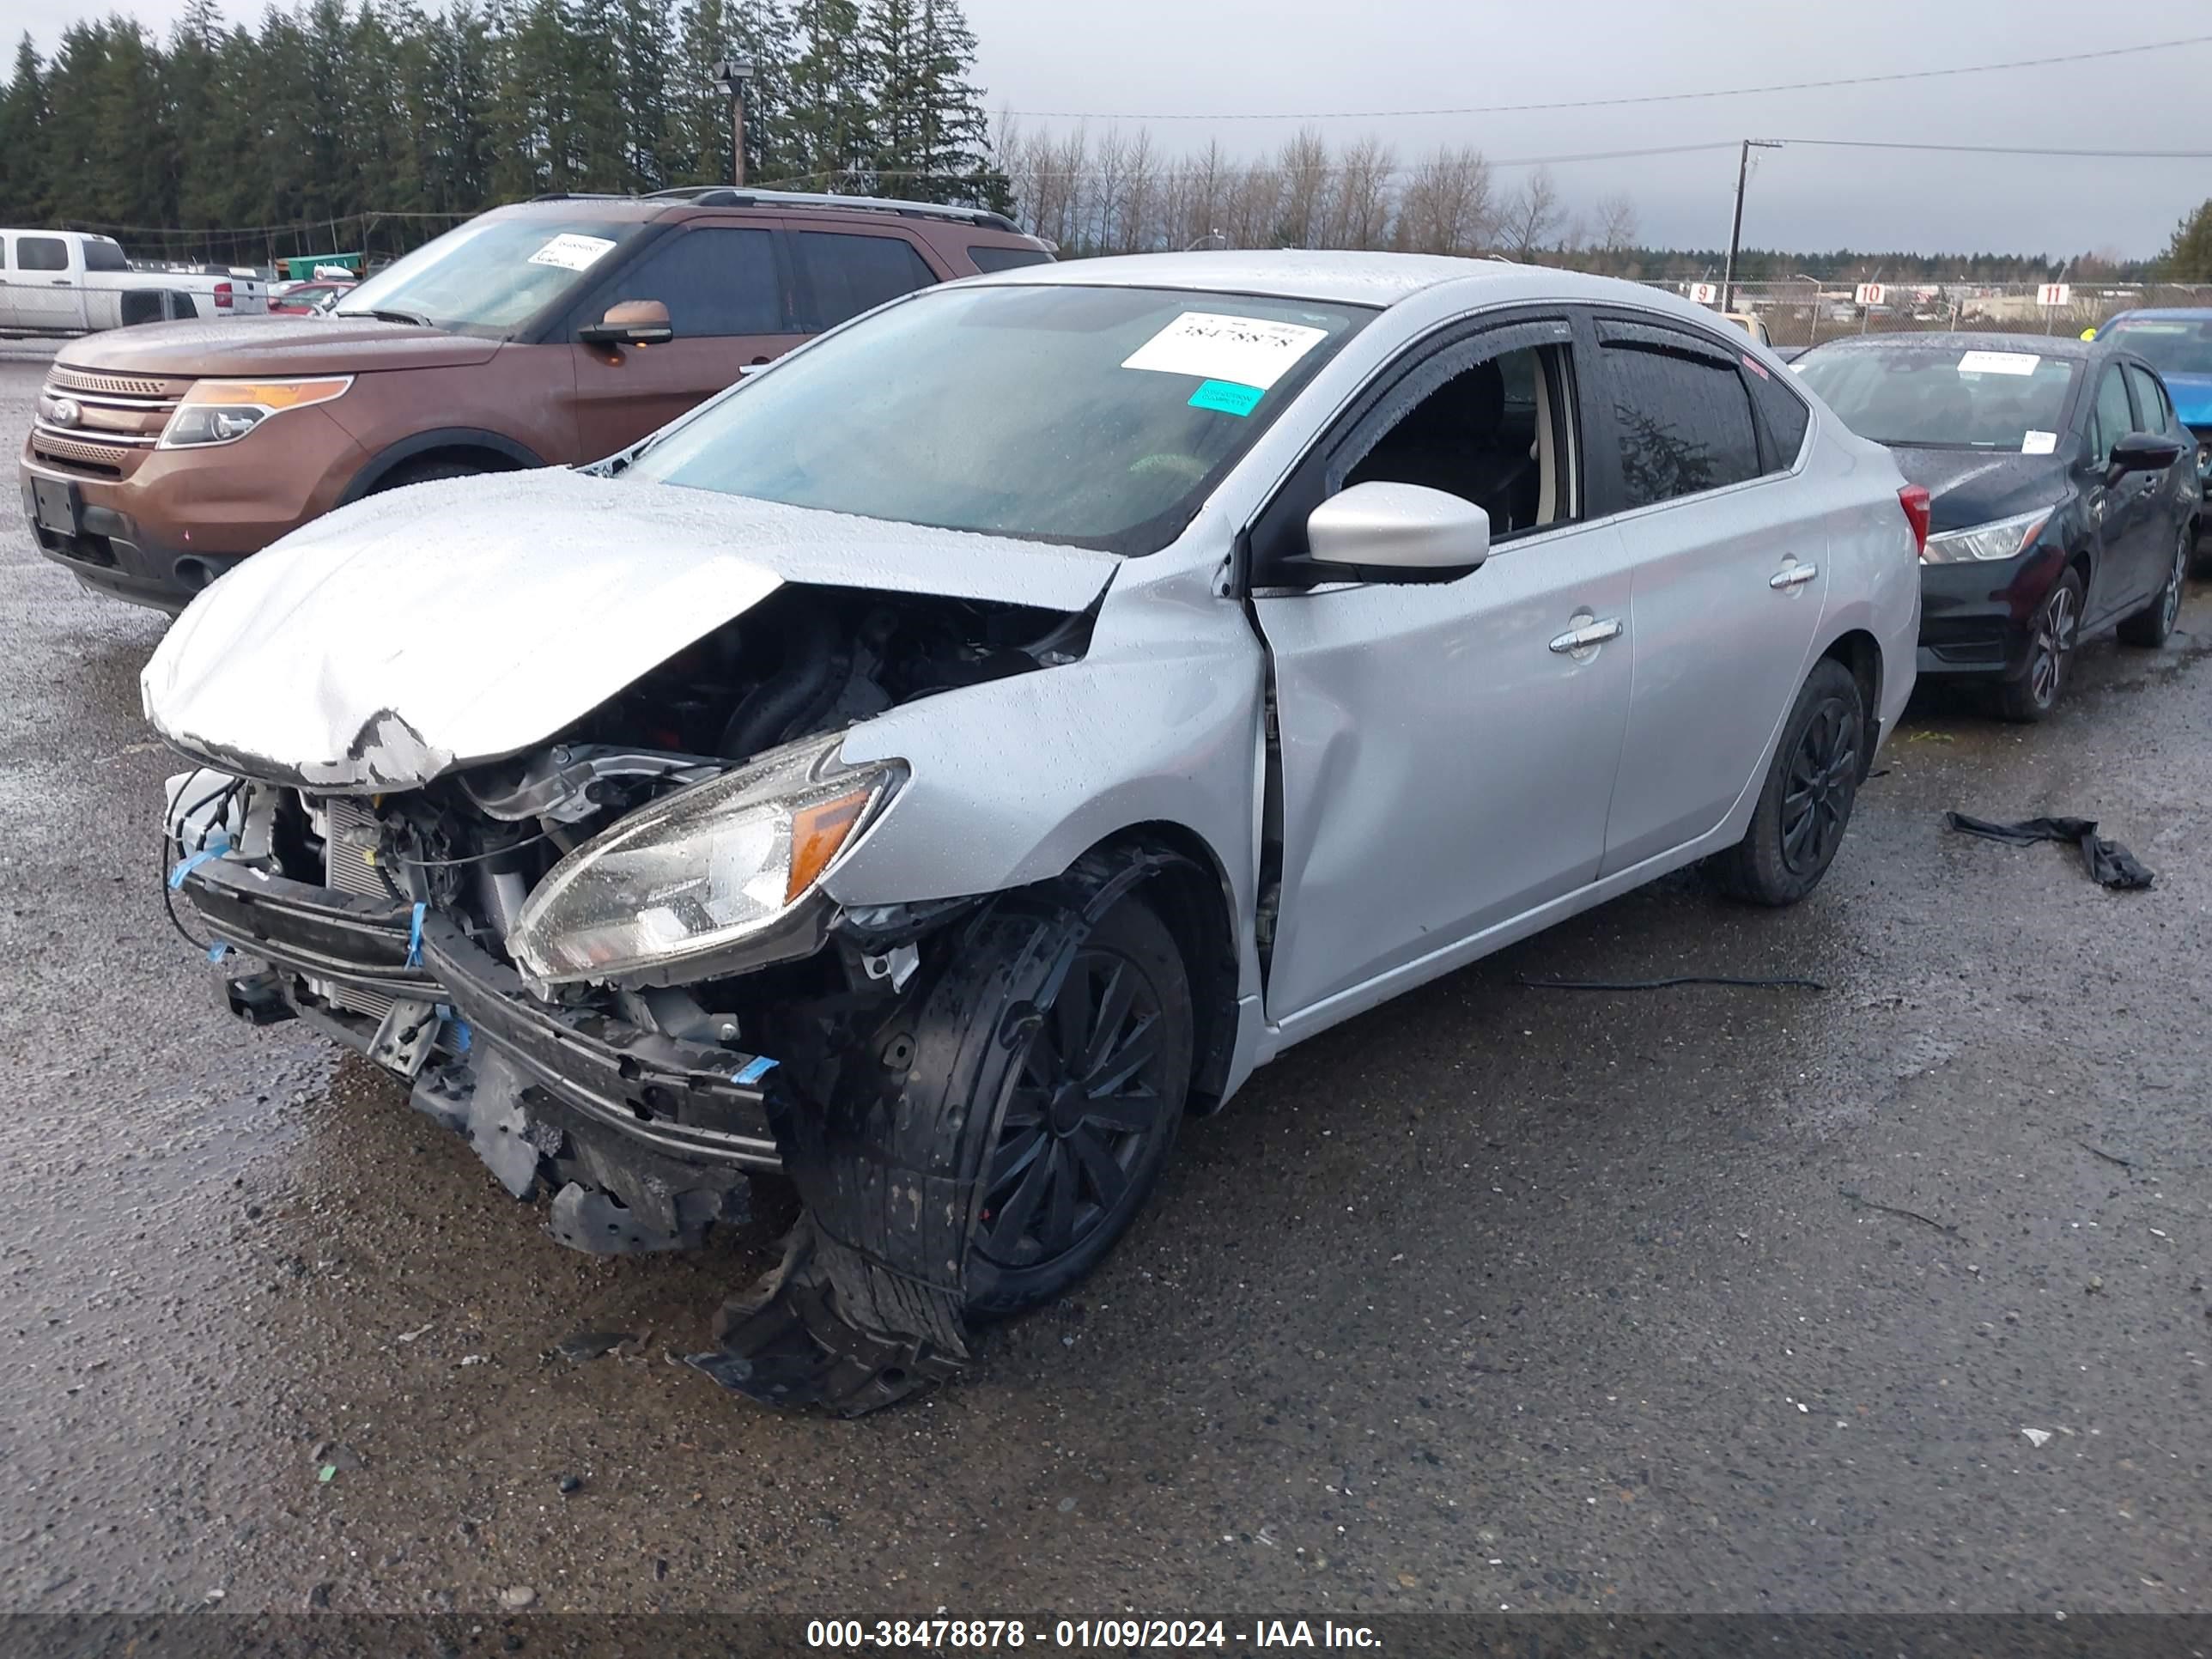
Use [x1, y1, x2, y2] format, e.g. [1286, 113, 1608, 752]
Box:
[142, 467, 1121, 791]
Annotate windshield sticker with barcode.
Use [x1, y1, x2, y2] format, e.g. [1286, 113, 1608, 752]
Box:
[1122, 312, 1329, 392]
[528, 234, 617, 272]
[2021, 430, 2058, 455]
[1957, 350, 2040, 377]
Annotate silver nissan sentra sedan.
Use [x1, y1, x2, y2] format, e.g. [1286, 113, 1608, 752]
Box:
[144, 252, 1921, 1413]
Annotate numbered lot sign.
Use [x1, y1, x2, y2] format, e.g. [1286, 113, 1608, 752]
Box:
[1689, 283, 1720, 305]
[2038, 283, 2072, 307]
[1854, 283, 1886, 307]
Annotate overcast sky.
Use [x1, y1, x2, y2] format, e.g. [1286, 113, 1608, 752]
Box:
[24, 0, 2212, 257]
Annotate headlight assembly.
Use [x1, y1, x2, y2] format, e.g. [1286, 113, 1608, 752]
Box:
[160, 377, 353, 448]
[508, 731, 902, 986]
[1921, 506, 2052, 564]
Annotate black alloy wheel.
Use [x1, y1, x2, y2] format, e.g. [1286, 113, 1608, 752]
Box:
[1780, 694, 1861, 878]
[976, 938, 1177, 1276]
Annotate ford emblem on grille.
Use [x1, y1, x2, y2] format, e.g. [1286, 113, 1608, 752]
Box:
[49, 398, 82, 428]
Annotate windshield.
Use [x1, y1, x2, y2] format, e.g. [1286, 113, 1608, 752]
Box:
[336, 216, 650, 335]
[627, 283, 1372, 553]
[2100, 318, 2212, 379]
[1796, 343, 2079, 450]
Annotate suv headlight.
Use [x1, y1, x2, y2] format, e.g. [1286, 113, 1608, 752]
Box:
[1921, 506, 2052, 564]
[160, 377, 353, 448]
[508, 732, 902, 986]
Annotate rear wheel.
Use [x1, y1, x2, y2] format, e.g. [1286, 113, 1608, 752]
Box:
[1995, 568, 2083, 722]
[1705, 657, 1864, 907]
[2118, 524, 2191, 648]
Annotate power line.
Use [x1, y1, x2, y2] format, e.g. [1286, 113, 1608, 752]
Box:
[999, 33, 2212, 121]
[1775, 137, 2212, 160]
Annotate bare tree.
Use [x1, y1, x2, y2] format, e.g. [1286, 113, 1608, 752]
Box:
[1499, 167, 1564, 261]
[1395, 144, 1493, 256]
[1274, 126, 1332, 249]
[1595, 191, 1639, 253]
[1117, 127, 1158, 254]
[1324, 134, 1397, 250]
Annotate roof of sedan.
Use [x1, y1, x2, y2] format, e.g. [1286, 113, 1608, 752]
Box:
[966, 249, 1636, 307]
[1804, 330, 2100, 361]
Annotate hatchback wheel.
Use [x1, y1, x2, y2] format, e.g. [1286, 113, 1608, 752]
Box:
[1996, 568, 2084, 722]
[1705, 657, 1864, 907]
[2118, 526, 2191, 649]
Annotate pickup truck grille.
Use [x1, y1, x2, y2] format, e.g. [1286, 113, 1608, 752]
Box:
[30, 365, 188, 476]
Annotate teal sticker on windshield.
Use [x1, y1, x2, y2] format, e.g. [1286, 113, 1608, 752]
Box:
[1188, 380, 1264, 416]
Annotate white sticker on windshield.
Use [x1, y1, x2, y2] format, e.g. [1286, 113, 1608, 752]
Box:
[2021, 429, 2058, 455]
[528, 233, 617, 272]
[1957, 349, 2040, 377]
[1121, 311, 1329, 392]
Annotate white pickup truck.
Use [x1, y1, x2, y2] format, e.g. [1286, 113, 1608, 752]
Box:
[0, 229, 269, 337]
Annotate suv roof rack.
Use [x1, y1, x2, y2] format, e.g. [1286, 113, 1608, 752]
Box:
[644, 185, 1021, 234]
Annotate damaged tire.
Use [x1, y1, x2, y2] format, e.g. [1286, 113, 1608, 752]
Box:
[966, 891, 1192, 1316]
[1704, 657, 1863, 907]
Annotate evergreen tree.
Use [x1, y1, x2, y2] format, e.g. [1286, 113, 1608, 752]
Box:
[2161, 199, 2212, 283]
[0, 36, 52, 223]
[786, 0, 869, 188]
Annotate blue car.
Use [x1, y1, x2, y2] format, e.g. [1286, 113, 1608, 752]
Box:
[2093, 309, 2211, 549]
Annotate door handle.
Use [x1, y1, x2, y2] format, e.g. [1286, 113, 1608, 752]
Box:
[1548, 617, 1624, 653]
[1769, 562, 1819, 589]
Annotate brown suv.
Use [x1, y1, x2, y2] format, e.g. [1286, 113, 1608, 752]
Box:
[21, 189, 1052, 611]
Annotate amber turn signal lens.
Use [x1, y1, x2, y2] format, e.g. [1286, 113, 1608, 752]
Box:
[183, 378, 353, 410]
[784, 787, 872, 904]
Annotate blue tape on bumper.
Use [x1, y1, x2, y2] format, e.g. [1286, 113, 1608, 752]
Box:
[732, 1055, 778, 1085]
[167, 831, 233, 890]
[405, 902, 426, 969]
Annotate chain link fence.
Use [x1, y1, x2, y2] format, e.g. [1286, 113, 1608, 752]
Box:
[1650, 279, 2212, 348]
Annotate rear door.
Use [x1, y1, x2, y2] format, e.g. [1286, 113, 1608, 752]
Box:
[568, 221, 804, 460]
[7, 234, 86, 332]
[1589, 314, 1830, 874]
[2078, 359, 2160, 621]
[787, 226, 946, 333]
[2125, 361, 2194, 571]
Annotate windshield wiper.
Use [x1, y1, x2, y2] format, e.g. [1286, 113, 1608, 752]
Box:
[345, 307, 432, 327]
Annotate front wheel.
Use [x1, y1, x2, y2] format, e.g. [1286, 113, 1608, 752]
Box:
[1705, 657, 1865, 907]
[1994, 567, 2084, 722]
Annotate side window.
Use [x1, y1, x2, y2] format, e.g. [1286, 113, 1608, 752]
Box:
[793, 231, 939, 329]
[2089, 366, 2135, 464]
[2125, 365, 2170, 434]
[81, 239, 129, 273]
[1601, 338, 1762, 507]
[1338, 339, 1580, 541]
[583, 227, 787, 339]
[18, 236, 69, 273]
[1747, 364, 1811, 467]
[966, 243, 1052, 273]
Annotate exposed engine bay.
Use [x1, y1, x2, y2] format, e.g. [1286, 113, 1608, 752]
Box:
[166, 584, 1097, 1413]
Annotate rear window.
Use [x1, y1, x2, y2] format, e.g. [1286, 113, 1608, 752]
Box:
[793, 232, 939, 328]
[1796, 343, 2080, 452]
[967, 244, 1053, 273]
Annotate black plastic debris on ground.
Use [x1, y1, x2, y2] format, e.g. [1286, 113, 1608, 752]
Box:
[1943, 812, 2155, 890]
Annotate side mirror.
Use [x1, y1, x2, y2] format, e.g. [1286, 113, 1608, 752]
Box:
[578, 299, 673, 349]
[2108, 430, 2184, 480]
[1291, 482, 1492, 585]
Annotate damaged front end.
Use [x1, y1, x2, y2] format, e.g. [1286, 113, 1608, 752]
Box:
[161, 583, 1102, 1413]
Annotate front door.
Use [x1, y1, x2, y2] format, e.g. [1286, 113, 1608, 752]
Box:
[1588, 318, 1830, 872]
[7, 234, 85, 332]
[568, 222, 805, 461]
[1254, 319, 1637, 1023]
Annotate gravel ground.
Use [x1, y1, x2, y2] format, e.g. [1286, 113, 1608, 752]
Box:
[3, 343, 2209, 1620]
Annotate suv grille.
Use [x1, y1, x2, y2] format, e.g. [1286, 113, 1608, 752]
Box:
[32, 365, 190, 474]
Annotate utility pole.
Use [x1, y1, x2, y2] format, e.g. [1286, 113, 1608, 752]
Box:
[1720, 139, 1782, 315]
[713, 58, 757, 188]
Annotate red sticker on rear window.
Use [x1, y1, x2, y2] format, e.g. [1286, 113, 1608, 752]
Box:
[1741, 353, 1771, 380]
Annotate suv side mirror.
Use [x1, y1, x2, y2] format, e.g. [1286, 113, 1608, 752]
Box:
[2107, 430, 2184, 481]
[579, 300, 673, 348]
[1285, 482, 1492, 585]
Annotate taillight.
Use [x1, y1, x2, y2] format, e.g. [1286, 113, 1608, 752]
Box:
[214, 282, 234, 310]
[1898, 484, 1931, 558]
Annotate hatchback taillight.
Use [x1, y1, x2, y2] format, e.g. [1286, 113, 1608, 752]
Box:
[1899, 484, 1931, 558]
[214, 282, 233, 310]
